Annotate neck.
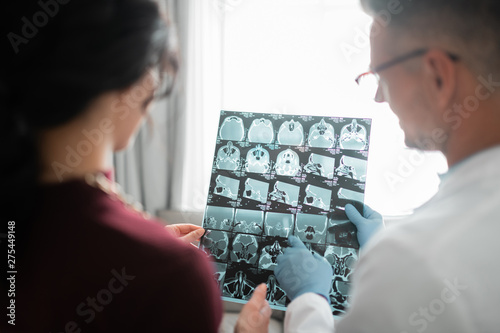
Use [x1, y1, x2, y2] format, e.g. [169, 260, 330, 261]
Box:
[444, 102, 500, 167]
[39, 120, 113, 183]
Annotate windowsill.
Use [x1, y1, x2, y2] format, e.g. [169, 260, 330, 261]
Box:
[156, 210, 204, 226]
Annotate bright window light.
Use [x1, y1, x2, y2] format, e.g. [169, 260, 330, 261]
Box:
[216, 0, 448, 216]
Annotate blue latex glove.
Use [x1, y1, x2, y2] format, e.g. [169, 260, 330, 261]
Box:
[345, 204, 384, 248]
[275, 236, 333, 301]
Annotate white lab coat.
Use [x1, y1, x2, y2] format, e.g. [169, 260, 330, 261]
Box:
[285, 145, 500, 333]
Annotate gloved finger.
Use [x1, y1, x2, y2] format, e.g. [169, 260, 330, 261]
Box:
[276, 250, 297, 264]
[276, 252, 286, 264]
[364, 204, 383, 220]
[274, 262, 283, 277]
[275, 254, 288, 268]
[345, 204, 363, 225]
[282, 249, 307, 263]
[275, 261, 290, 282]
[288, 235, 307, 249]
[312, 252, 329, 265]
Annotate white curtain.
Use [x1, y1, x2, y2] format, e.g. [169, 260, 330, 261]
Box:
[169, 0, 223, 212]
[114, 0, 223, 215]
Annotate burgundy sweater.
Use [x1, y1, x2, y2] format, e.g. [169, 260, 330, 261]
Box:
[5, 178, 222, 332]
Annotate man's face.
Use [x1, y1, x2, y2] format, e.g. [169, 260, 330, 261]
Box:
[370, 24, 445, 151]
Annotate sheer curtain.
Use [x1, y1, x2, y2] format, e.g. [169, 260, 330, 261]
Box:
[168, 0, 223, 212]
[114, 0, 223, 215]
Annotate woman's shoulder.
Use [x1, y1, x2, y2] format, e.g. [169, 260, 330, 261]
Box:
[37, 178, 204, 267]
[23, 181, 222, 332]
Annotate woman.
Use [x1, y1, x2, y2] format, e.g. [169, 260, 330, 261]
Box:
[1, 0, 224, 331]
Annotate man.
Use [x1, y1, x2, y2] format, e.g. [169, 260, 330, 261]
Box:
[238, 0, 500, 331]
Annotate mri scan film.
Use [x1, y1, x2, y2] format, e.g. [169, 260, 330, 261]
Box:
[201, 111, 372, 316]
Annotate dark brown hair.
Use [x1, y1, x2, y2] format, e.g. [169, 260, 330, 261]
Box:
[0, 0, 177, 260]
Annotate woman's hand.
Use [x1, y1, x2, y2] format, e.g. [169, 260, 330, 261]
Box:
[235, 284, 271, 333]
[165, 224, 205, 245]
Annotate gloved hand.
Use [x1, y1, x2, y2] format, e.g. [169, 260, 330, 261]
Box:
[275, 236, 333, 301]
[345, 204, 384, 248]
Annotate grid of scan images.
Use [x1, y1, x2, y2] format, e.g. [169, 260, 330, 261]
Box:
[200, 110, 371, 316]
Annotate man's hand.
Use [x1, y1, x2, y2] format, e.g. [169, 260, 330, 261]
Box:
[345, 204, 384, 248]
[165, 224, 205, 245]
[235, 284, 271, 333]
[275, 236, 333, 301]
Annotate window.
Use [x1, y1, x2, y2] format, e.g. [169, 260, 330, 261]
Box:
[179, 0, 447, 216]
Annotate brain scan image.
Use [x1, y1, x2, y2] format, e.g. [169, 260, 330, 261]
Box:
[214, 175, 239, 200]
[302, 241, 326, 256]
[219, 116, 245, 141]
[295, 214, 328, 243]
[307, 118, 335, 148]
[335, 155, 367, 181]
[230, 234, 259, 265]
[330, 278, 351, 315]
[265, 275, 287, 306]
[277, 120, 304, 146]
[248, 118, 274, 143]
[303, 153, 335, 179]
[233, 209, 264, 235]
[324, 246, 357, 312]
[223, 270, 256, 300]
[215, 141, 241, 171]
[304, 185, 332, 211]
[212, 262, 227, 290]
[201, 230, 230, 261]
[339, 119, 368, 150]
[268, 181, 300, 206]
[274, 149, 301, 176]
[205, 111, 372, 313]
[245, 144, 271, 174]
[243, 178, 269, 204]
[327, 220, 359, 249]
[264, 213, 294, 237]
[204, 206, 234, 231]
[337, 188, 364, 204]
[324, 246, 357, 273]
[259, 240, 285, 270]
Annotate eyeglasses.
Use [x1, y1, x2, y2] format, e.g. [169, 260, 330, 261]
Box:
[355, 48, 460, 101]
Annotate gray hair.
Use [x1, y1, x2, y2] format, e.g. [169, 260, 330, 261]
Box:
[360, 0, 500, 77]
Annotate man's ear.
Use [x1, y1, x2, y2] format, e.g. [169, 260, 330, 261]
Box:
[421, 50, 457, 111]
